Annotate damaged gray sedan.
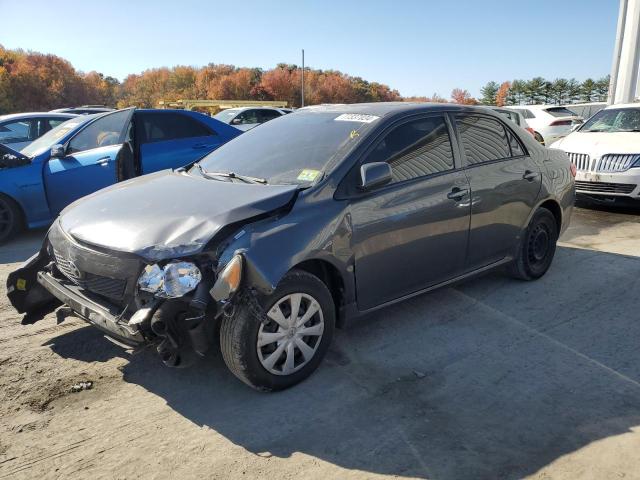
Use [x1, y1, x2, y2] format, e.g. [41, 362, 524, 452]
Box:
[7, 103, 574, 391]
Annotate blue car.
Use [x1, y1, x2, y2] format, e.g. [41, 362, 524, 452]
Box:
[0, 108, 241, 241]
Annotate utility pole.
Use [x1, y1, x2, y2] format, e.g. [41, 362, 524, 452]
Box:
[301, 49, 305, 108]
[610, 0, 640, 104]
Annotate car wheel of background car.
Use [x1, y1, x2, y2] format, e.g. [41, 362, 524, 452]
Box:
[0, 194, 23, 244]
[508, 207, 558, 281]
[534, 132, 545, 145]
[220, 269, 335, 391]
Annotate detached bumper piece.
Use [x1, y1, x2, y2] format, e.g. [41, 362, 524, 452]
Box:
[37, 271, 145, 346]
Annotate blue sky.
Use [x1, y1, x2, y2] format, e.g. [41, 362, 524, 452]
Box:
[1, 0, 619, 98]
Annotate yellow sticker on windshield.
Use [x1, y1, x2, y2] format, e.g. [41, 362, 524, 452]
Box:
[297, 169, 321, 182]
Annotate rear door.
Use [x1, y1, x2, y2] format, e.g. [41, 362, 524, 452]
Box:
[454, 113, 542, 270]
[44, 109, 134, 215]
[349, 114, 471, 310]
[136, 111, 221, 174]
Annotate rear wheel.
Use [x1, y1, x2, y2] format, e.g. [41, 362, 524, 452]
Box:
[509, 207, 558, 280]
[220, 269, 335, 391]
[534, 132, 545, 145]
[0, 195, 22, 244]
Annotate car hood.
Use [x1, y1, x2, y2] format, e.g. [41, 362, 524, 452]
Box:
[551, 131, 640, 156]
[59, 170, 298, 261]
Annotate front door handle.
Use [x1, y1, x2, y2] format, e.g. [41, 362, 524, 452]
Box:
[447, 187, 469, 201]
[523, 170, 539, 181]
[95, 157, 111, 166]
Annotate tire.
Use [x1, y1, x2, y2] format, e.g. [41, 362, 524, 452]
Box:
[220, 269, 335, 391]
[534, 132, 545, 145]
[0, 195, 23, 244]
[508, 207, 558, 281]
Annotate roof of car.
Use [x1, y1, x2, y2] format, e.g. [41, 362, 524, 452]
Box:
[297, 102, 487, 117]
[604, 103, 640, 109]
[0, 112, 78, 121]
[222, 106, 285, 113]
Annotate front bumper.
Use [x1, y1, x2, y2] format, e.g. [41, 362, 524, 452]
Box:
[575, 169, 640, 198]
[37, 271, 146, 346]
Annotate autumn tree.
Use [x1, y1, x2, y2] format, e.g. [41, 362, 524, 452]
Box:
[495, 81, 510, 107]
[450, 88, 478, 105]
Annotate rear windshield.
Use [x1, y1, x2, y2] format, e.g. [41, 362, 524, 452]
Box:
[544, 107, 578, 117]
[196, 111, 378, 185]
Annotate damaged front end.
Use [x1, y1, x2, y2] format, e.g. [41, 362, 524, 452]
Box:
[7, 221, 247, 368]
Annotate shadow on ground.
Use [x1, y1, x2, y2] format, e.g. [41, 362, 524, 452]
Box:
[45, 245, 640, 479]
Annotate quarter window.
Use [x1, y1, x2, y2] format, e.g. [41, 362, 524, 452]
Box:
[367, 116, 454, 183]
[456, 115, 511, 164]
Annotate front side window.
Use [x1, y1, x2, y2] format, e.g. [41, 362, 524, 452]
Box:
[522, 109, 535, 119]
[68, 110, 130, 154]
[235, 110, 260, 125]
[456, 115, 511, 165]
[138, 112, 213, 143]
[367, 116, 454, 183]
[258, 110, 282, 122]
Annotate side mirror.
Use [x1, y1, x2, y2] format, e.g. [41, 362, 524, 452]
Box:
[50, 144, 65, 158]
[230, 118, 242, 125]
[359, 162, 392, 191]
[571, 123, 581, 132]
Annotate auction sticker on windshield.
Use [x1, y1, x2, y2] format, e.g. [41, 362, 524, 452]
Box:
[297, 169, 321, 182]
[334, 113, 380, 123]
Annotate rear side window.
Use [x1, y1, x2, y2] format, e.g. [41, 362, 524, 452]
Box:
[138, 113, 213, 143]
[545, 107, 577, 117]
[456, 115, 511, 165]
[68, 110, 130, 153]
[367, 115, 454, 183]
[0, 120, 32, 143]
[508, 131, 525, 156]
[258, 110, 282, 122]
[521, 109, 535, 119]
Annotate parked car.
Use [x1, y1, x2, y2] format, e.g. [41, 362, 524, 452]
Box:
[0, 112, 77, 150]
[50, 105, 115, 115]
[490, 107, 536, 137]
[0, 108, 241, 242]
[213, 106, 290, 131]
[506, 105, 583, 145]
[550, 103, 640, 201]
[7, 103, 574, 391]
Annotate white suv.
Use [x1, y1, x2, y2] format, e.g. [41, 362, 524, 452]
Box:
[507, 105, 583, 146]
[550, 103, 640, 200]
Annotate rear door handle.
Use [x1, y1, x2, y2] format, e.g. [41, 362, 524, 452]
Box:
[523, 170, 539, 181]
[95, 157, 111, 166]
[447, 187, 469, 201]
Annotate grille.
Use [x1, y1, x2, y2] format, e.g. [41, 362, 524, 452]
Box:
[595, 154, 639, 173]
[567, 152, 590, 171]
[53, 248, 127, 300]
[575, 181, 637, 194]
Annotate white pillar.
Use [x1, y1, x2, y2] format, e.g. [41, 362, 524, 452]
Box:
[612, 0, 640, 104]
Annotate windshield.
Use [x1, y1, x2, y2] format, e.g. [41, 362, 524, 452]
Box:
[580, 108, 640, 132]
[20, 117, 87, 157]
[213, 109, 240, 124]
[195, 111, 378, 185]
[544, 107, 578, 118]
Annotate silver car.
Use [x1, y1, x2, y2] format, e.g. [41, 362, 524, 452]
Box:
[213, 107, 291, 131]
[0, 112, 77, 150]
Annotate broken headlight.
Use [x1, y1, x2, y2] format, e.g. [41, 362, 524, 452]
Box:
[138, 261, 202, 298]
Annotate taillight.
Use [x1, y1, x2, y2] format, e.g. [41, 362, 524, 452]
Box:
[526, 127, 535, 136]
[569, 163, 577, 177]
[550, 120, 572, 126]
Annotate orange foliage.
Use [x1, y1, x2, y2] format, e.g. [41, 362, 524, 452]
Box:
[495, 81, 510, 107]
[450, 88, 479, 105]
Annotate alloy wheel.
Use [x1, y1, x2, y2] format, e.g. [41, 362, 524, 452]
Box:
[257, 292, 325, 376]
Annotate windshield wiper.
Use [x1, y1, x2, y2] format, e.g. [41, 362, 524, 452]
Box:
[195, 163, 268, 184]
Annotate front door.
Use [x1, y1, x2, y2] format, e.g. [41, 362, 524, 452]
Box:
[44, 109, 134, 215]
[350, 114, 471, 310]
[454, 114, 542, 269]
[135, 111, 222, 174]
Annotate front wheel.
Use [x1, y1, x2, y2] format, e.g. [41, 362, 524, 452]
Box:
[0, 195, 22, 244]
[220, 269, 335, 391]
[508, 207, 558, 281]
